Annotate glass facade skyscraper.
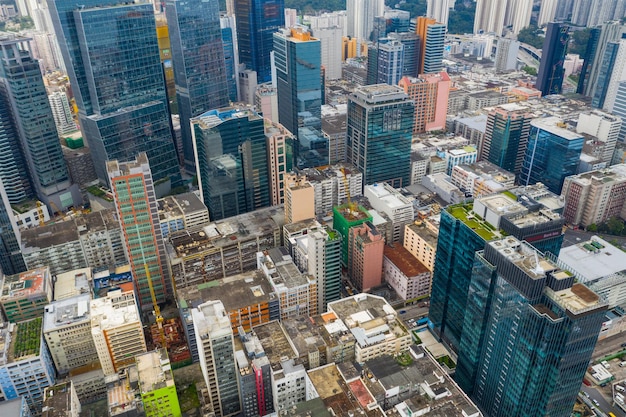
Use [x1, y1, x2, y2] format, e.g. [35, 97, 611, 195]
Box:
[482, 105, 532, 177]
[0, 34, 79, 209]
[536, 22, 570, 96]
[235, 0, 285, 83]
[459, 237, 606, 417]
[192, 108, 270, 221]
[221, 16, 238, 104]
[166, 0, 230, 174]
[0, 179, 26, 275]
[521, 117, 584, 195]
[49, 1, 181, 188]
[347, 84, 414, 188]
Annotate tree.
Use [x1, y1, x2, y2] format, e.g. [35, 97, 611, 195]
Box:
[518, 25, 544, 49]
[522, 65, 537, 76]
[569, 28, 592, 57]
[447, 1, 476, 34]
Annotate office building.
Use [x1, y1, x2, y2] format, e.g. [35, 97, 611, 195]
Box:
[348, 222, 384, 291]
[429, 193, 565, 354]
[364, 182, 414, 244]
[579, 22, 625, 99]
[577, 111, 621, 165]
[536, 23, 570, 96]
[0, 398, 32, 417]
[450, 162, 515, 198]
[274, 27, 326, 168]
[235, 0, 284, 83]
[48, 91, 76, 136]
[155, 18, 177, 114]
[43, 294, 98, 376]
[221, 15, 239, 103]
[458, 237, 606, 417]
[0, 33, 80, 210]
[136, 349, 181, 417]
[266, 120, 294, 205]
[108, 153, 169, 310]
[370, 39, 404, 86]
[328, 294, 412, 363]
[474, 0, 507, 35]
[193, 300, 241, 417]
[0, 319, 56, 413]
[42, 381, 81, 417]
[601, 36, 626, 113]
[48, 0, 181, 188]
[416, 16, 445, 74]
[298, 164, 363, 217]
[0, 180, 26, 275]
[399, 72, 450, 135]
[347, 84, 414, 188]
[310, 25, 343, 80]
[372, 9, 410, 41]
[0, 267, 52, 323]
[482, 103, 532, 176]
[561, 164, 626, 227]
[90, 290, 146, 376]
[166, 0, 230, 174]
[494, 38, 519, 72]
[520, 117, 584, 194]
[192, 108, 270, 221]
[426, 0, 452, 26]
[613, 80, 626, 143]
[346, 0, 384, 41]
[443, 146, 478, 175]
[284, 173, 315, 224]
[591, 40, 621, 110]
[236, 331, 274, 417]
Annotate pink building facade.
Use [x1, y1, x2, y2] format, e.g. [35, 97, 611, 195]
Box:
[348, 222, 384, 292]
[399, 71, 450, 135]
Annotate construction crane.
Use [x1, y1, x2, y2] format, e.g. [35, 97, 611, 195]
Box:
[35, 201, 45, 226]
[144, 264, 165, 348]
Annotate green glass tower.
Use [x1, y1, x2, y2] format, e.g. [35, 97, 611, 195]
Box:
[333, 203, 372, 267]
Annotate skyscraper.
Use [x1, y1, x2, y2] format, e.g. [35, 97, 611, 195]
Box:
[191, 108, 270, 221]
[48, 91, 77, 136]
[474, 0, 507, 35]
[166, 0, 230, 174]
[505, 0, 533, 35]
[346, 0, 384, 41]
[274, 27, 327, 168]
[347, 84, 414, 188]
[398, 72, 451, 135]
[521, 117, 584, 194]
[591, 40, 620, 109]
[459, 237, 606, 417]
[193, 300, 241, 417]
[536, 22, 570, 96]
[48, 0, 181, 188]
[221, 15, 239, 103]
[482, 103, 532, 176]
[579, 21, 625, 99]
[538, 0, 559, 26]
[374, 39, 404, 85]
[107, 153, 170, 311]
[235, 0, 285, 83]
[0, 33, 80, 210]
[416, 16, 445, 74]
[600, 35, 626, 113]
[426, 0, 453, 27]
[0, 179, 26, 275]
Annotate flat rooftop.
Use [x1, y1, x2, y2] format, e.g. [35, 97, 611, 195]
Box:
[136, 349, 174, 394]
[282, 316, 325, 357]
[253, 321, 295, 371]
[405, 222, 438, 247]
[548, 283, 606, 316]
[558, 236, 626, 283]
[8, 317, 43, 363]
[54, 268, 91, 301]
[1, 267, 49, 300]
[43, 293, 92, 333]
[447, 203, 502, 241]
[192, 107, 261, 130]
[488, 238, 559, 280]
[384, 245, 430, 277]
[530, 117, 583, 141]
[365, 183, 412, 209]
[42, 381, 75, 417]
[90, 291, 140, 331]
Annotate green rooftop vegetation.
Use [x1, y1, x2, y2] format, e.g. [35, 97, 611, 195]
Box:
[396, 351, 413, 367]
[327, 229, 339, 240]
[502, 190, 517, 201]
[448, 204, 498, 241]
[13, 317, 42, 359]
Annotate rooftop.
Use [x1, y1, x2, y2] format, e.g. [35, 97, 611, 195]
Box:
[136, 349, 174, 394]
[488, 238, 558, 280]
[90, 290, 140, 331]
[447, 203, 501, 241]
[282, 316, 326, 358]
[107, 368, 142, 416]
[54, 268, 91, 301]
[158, 192, 207, 218]
[43, 293, 92, 333]
[192, 300, 232, 339]
[253, 321, 296, 371]
[405, 222, 438, 247]
[558, 236, 626, 283]
[352, 84, 409, 105]
[42, 381, 76, 417]
[1, 267, 49, 300]
[9, 318, 43, 363]
[384, 245, 430, 277]
[547, 283, 606, 316]
[192, 106, 261, 130]
[530, 117, 584, 141]
[261, 247, 315, 291]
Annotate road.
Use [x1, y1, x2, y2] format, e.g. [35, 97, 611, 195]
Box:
[562, 228, 626, 250]
[593, 333, 626, 361]
[581, 385, 626, 417]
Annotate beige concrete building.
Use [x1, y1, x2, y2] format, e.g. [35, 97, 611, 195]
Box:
[266, 120, 294, 205]
[383, 245, 431, 301]
[285, 173, 315, 224]
[90, 290, 146, 375]
[403, 222, 438, 272]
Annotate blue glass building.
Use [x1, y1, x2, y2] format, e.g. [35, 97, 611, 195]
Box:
[191, 108, 270, 221]
[346, 84, 414, 188]
[0, 180, 26, 275]
[274, 27, 327, 168]
[521, 117, 584, 195]
[0, 34, 80, 209]
[49, 1, 181, 188]
[166, 0, 230, 175]
[536, 22, 570, 96]
[459, 237, 606, 417]
[235, 0, 284, 83]
[422, 22, 445, 74]
[221, 16, 238, 103]
[591, 41, 619, 109]
[483, 106, 531, 176]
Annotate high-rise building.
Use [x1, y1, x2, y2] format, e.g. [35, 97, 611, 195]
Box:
[474, 0, 507, 35]
[426, 0, 452, 27]
[591, 40, 621, 109]
[0, 267, 53, 323]
[48, 91, 76, 136]
[346, 0, 384, 41]
[612, 80, 626, 142]
[90, 290, 146, 376]
[166, 0, 230, 175]
[364, 182, 414, 243]
[310, 25, 343, 80]
[284, 173, 315, 224]
[600, 35, 626, 113]
[505, 0, 533, 35]
[576, 111, 621, 165]
[274, 28, 323, 135]
[0, 179, 26, 275]
[571, 0, 593, 25]
[494, 38, 520, 72]
[0, 33, 80, 210]
[191, 108, 270, 221]
[48, 0, 181, 188]
[347, 84, 414, 188]
[348, 221, 384, 291]
[265, 120, 293, 205]
[333, 203, 372, 266]
[538, 0, 559, 26]
[193, 300, 241, 417]
[107, 153, 169, 310]
[221, 15, 239, 103]
[536, 23, 570, 96]
[520, 117, 584, 194]
[372, 9, 410, 41]
[235, 0, 285, 83]
[372, 39, 404, 86]
[482, 103, 532, 176]
[136, 349, 182, 417]
[416, 16, 445, 74]
[399, 72, 450, 135]
[579, 22, 625, 99]
[235, 330, 274, 417]
[458, 237, 606, 417]
[388, 32, 420, 78]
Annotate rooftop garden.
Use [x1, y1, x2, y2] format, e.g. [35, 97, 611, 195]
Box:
[448, 204, 498, 241]
[13, 317, 42, 359]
